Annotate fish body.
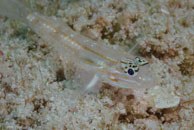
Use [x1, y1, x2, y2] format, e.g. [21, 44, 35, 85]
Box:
[0, 0, 157, 90]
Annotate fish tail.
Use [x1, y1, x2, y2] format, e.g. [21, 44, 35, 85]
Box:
[0, 0, 31, 23]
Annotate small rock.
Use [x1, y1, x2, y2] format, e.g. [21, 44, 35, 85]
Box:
[149, 86, 180, 109]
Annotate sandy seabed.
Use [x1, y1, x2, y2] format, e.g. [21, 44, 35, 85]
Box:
[0, 0, 194, 129]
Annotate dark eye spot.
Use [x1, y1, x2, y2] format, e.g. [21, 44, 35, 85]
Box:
[128, 68, 134, 75]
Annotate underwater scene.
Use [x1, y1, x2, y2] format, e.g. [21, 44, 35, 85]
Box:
[0, 0, 194, 129]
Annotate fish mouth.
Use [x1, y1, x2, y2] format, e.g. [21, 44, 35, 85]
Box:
[105, 65, 156, 89]
[105, 70, 141, 88]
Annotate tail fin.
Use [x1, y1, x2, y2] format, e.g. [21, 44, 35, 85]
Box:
[0, 0, 30, 23]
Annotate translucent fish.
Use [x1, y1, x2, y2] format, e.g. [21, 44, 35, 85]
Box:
[0, 0, 157, 91]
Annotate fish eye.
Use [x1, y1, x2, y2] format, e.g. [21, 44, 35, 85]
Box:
[128, 68, 134, 75]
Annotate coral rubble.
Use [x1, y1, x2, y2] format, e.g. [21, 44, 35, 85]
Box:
[0, 0, 194, 129]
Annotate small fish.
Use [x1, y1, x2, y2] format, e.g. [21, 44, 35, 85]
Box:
[0, 0, 157, 91]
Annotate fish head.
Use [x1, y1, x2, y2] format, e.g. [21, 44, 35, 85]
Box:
[104, 57, 157, 89]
